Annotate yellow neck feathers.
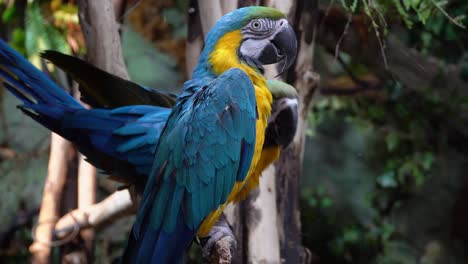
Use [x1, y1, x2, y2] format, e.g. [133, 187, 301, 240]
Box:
[197, 30, 275, 237]
[208, 30, 272, 120]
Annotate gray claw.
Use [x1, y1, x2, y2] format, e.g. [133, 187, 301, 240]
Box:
[201, 216, 237, 259]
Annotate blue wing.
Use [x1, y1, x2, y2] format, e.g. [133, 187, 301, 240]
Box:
[123, 68, 257, 263]
[58, 106, 171, 184]
[0, 39, 170, 185]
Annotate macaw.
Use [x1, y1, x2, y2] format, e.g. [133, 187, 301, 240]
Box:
[0, 45, 297, 192]
[122, 7, 296, 263]
[0, 6, 298, 263]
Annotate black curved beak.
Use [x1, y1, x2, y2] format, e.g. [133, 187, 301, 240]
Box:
[258, 23, 297, 75]
[264, 97, 298, 149]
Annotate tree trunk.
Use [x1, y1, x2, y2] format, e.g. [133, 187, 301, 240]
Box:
[275, 1, 319, 263]
[77, 0, 129, 80]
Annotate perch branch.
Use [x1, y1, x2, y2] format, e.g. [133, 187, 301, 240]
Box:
[207, 236, 235, 264]
[54, 189, 135, 239]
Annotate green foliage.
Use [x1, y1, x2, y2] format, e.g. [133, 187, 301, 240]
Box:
[302, 186, 334, 209]
[338, 0, 465, 30]
[24, 1, 71, 66]
[2, 4, 16, 23]
[343, 90, 442, 192]
[303, 0, 468, 256]
[302, 82, 464, 262]
[408, 1, 468, 62]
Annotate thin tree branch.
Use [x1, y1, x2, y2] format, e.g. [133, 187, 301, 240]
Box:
[54, 190, 135, 239]
[77, 154, 97, 261]
[30, 134, 73, 264]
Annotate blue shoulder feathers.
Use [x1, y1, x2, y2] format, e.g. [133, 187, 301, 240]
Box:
[123, 68, 256, 263]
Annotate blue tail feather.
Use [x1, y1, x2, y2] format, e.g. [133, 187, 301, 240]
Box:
[0, 39, 81, 108]
[122, 208, 195, 264]
[0, 39, 170, 184]
[1, 39, 196, 263]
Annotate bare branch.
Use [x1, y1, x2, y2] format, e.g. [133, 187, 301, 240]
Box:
[77, 154, 97, 259]
[54, 189, 135, 239]
[30, 134, 72, 264]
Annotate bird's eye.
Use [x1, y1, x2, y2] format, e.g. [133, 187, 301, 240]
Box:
[252, 21, 261, 29]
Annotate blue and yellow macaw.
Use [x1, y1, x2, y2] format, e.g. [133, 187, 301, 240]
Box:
[122, 7, 296, 263]
[0, 6, 297, 263]
[0, 41, 297, 194]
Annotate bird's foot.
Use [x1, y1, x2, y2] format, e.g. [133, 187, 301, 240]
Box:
[200, 217, 237, 261]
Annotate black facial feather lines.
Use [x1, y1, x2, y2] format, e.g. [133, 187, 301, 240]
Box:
[241, 18, 278, 37]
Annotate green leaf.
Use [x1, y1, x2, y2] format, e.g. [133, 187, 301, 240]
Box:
[10, 28, 26, 55]
[316, 185, 326, 196]
[402, 0, 411, 11]
[416, 1, 433, 25]
[381, 223, 395, 241]
[308, 197, 318, 207]
[377, 171, 398, 188]
[393, 0, 413, 28]
[350, 0, 359, 12]
[343, 228, 360, 243]
[316, 97, 331, 109]
[2, 5, 16, 23]
[412, 166, 424, 185]
[340, 0, 349, 11]
[320, 197, 333, 208]
[24, 2, 70, 66]
[445, 25, 457, 41]
[385, 132, 399, 152]
[421, 152, 434, 170]
[368, 105, 385, 120]
[25, 2, 49, 58]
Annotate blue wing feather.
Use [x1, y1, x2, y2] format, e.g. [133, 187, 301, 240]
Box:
[0, 39, 170, 185]
[124, 68, 257, 263]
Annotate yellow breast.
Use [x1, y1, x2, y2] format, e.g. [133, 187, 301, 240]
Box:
[197, 30, 274, 236]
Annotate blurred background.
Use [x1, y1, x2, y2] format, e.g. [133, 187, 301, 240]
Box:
[0, 0, 468, 263]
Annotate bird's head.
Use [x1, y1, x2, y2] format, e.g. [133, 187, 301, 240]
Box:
[264, 80, 298, 148]
[193, 6, 297, 79]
